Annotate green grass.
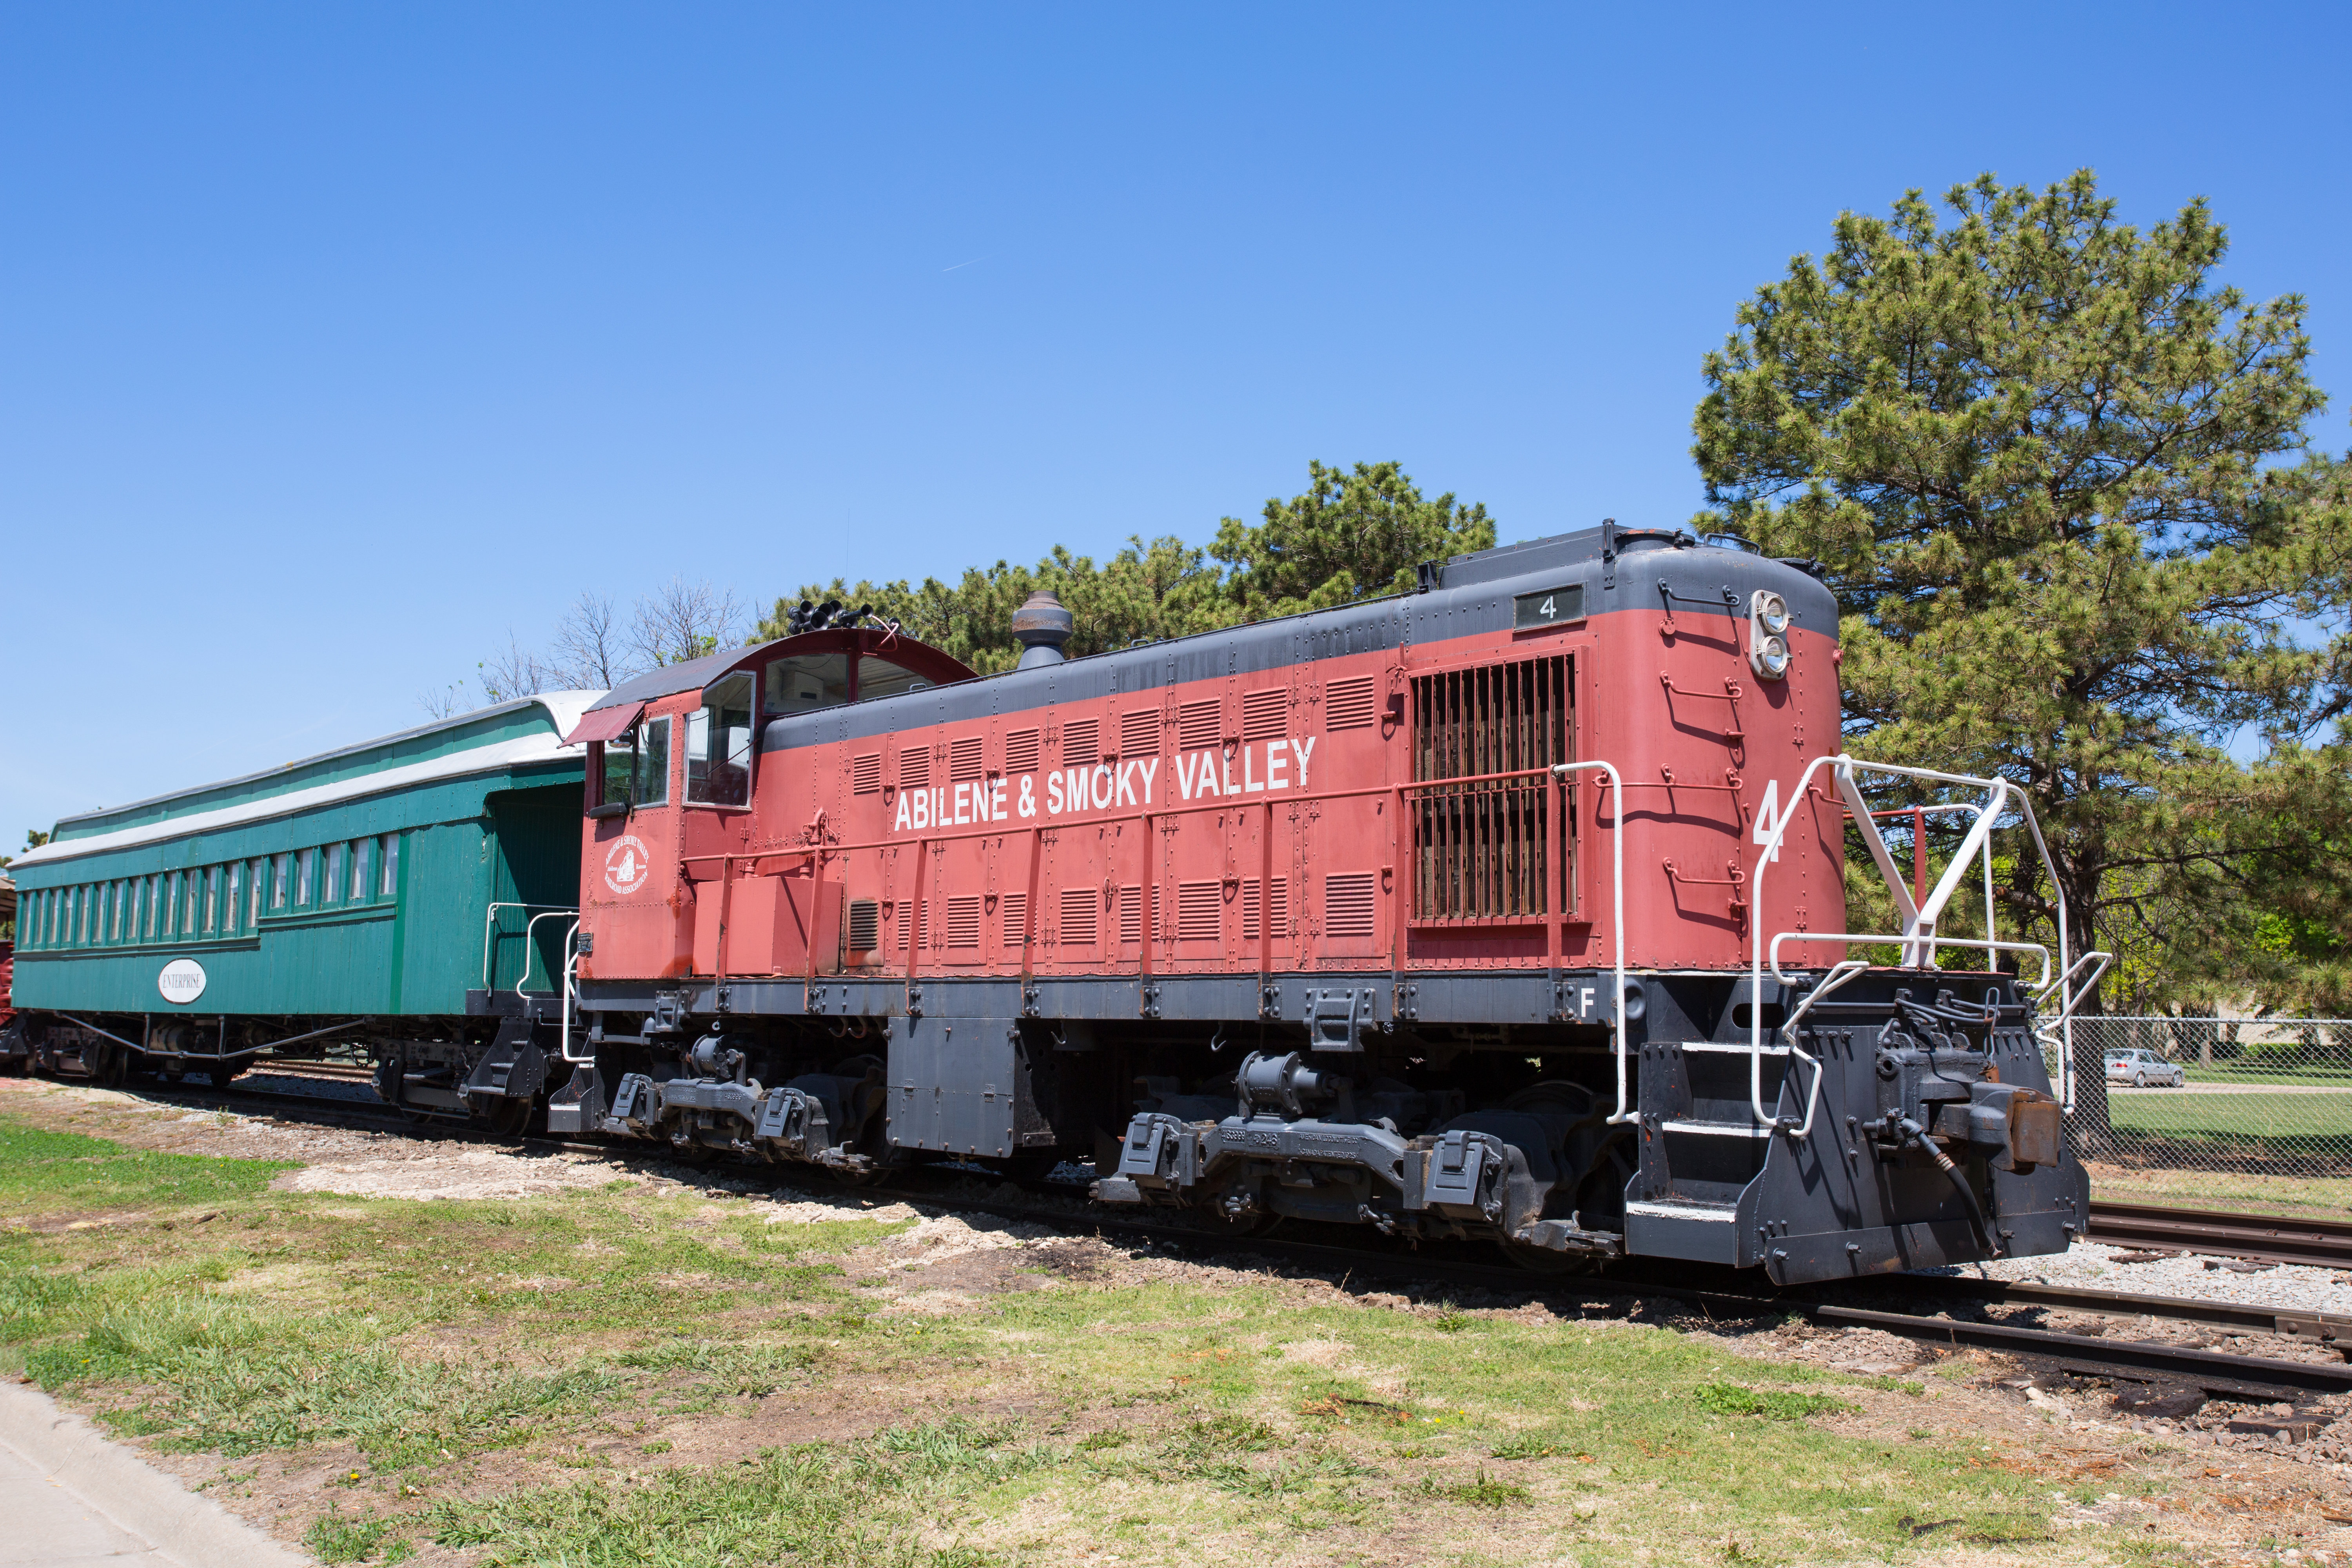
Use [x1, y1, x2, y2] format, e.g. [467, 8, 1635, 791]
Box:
[0, 1105, 2198, 1566]
[2104, 1089, 2352, 1143]
[0, 1122, 295, 1216]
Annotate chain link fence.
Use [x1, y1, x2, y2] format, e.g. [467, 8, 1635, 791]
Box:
[2057, 1016, 2352, 1214]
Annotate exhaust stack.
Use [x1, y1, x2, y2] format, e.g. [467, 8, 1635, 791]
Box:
[1012, 589, 1073, 669]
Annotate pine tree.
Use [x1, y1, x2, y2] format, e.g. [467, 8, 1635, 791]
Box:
[759, 462, 1495, 670]
[1691, 170, 2352, 1042]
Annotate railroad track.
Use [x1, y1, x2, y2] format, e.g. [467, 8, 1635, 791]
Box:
[2088, 1200, 2352, 1272]
[103, 1073, 2352, 1405]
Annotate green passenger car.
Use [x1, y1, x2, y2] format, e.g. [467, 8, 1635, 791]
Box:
[1, 695, 597, 1110]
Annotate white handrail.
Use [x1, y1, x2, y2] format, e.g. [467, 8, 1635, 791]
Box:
[479, 901, 579, 990]
[1747, 753, 2110, 1124]
[1768, 931, 2054, 993]
[1550, 761, 1630, 1124]
[559, 920, 589, 1065]
[513, 909, 579, 1001]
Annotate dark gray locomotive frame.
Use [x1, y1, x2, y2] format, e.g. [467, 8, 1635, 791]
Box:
[459, 528, 2103, 1287]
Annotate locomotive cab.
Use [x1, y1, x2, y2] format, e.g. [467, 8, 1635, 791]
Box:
[568, 626, 978, 986]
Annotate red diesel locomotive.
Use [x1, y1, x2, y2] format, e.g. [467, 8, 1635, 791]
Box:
[386, 524, 2099, 1283]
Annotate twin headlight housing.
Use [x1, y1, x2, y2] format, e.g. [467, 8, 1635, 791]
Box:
[1748, 590, 1792, 680]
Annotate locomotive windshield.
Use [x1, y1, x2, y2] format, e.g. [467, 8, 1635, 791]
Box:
[765, 654, 851, 713]
[856, 655, 931, 701]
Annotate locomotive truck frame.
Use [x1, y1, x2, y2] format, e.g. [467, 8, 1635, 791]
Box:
[5, 524, 2108, 1285]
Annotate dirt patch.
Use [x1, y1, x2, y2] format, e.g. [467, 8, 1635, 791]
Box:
[276, 1145, 631, 1201]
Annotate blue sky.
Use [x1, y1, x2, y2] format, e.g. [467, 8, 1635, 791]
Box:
[4, 2, 2347, 842]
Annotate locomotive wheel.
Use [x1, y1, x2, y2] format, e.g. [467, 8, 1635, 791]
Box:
[88, 1043, 129, 1089]
[207, 1060, 246, 1086]
[473, 1097, 535, 1139]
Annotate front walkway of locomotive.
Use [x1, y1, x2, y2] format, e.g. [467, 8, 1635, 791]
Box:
[556, 526, 2109, 1286]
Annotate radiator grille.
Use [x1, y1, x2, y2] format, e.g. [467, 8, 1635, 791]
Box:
[1410, 655, 1570, 921]
[1005, 728, 1041, 774]
[1058, 886, 1098, 946]
[944, 896, 982, 948]
[898, 748, 930, 789]
[949, 736, 985, 782]
[1325, 872, 1377, 940]
[895, 901, 923, 950]
[1177, 879, 1223, 942]
[1326, 676, 1377, 730]
[1241, 687, 1287, 742]
[1240, 877, 1288, 942]
[1001, 891, 1028, 949]
[1177, 698, 1221, 751]
[1120, 709, 1162, 758]
[851, 753, 881, 795]
[846, 898, 880, 950]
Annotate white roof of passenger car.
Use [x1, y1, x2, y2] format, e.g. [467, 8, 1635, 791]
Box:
[14, 692, 601, 871]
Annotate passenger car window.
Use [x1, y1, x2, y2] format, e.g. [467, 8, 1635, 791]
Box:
[857, 656, 933, 702]
[766, 655, 851, 714]
[686, 676, 753, 807]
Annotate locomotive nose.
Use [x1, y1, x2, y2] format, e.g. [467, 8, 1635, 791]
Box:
[1012, 589, 1074, 668]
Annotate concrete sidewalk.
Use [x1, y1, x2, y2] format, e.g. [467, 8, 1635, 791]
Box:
[0, 1379, 311, 1568]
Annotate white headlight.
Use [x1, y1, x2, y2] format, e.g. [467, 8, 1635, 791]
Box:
[1754, 591, 1789, 635]
[1754, 635, 1789, 679]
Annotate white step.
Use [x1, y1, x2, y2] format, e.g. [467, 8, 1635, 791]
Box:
[1624, 1198, 1737, 1223]
[1660, 1118, 1773, 1138]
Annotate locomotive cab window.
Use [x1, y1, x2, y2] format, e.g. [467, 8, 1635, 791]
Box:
[764, 655, 850, 715]
[856, 655, 932, 702]
[686, 675, 753, 807]
[596, 715, 671, 813]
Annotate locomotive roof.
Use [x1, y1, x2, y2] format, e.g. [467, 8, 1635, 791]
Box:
[580, 527, 1700, 717]
[579, 626, 979, 715]
[16, 691, 603, 870]
[746, 526, 1836, 752]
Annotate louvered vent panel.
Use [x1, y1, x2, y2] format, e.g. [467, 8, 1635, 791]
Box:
[850, 753, 882, 795]
[846, 898, 880, 950]
[1120, 709, 1162, 758]
[1409, 655, 1570, 921]
[1325, 873, 1377, 940]
[1241, 878, 1289, 942]
[1177, 699, 1222, 751]
[895, 902, 923, 950]
[949, 737, 985, 782]
[1062, 719, 1099, 766]
[1058, 886, 1098, 946]
[944, 896, 982, 948]
[1176, 880, 1223, 942]
[1000, 891, 1028, 949]
[1118, 885, 1146, 944]
[1241, 688, 1287, 742]
[1326, 677, 1378, 731]
[899, 749, 931, 789]
[1005, 729, 1041, 774]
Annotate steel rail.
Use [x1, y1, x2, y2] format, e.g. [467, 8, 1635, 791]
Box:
[2085, 1201, 2352, 1272]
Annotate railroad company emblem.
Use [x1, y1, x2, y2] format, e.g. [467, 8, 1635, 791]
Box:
[604, 834, 652, 895]
[158, 958, 207, 1005]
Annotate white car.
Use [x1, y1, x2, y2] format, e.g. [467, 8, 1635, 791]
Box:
[2103, 1049, 2186, 1087]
